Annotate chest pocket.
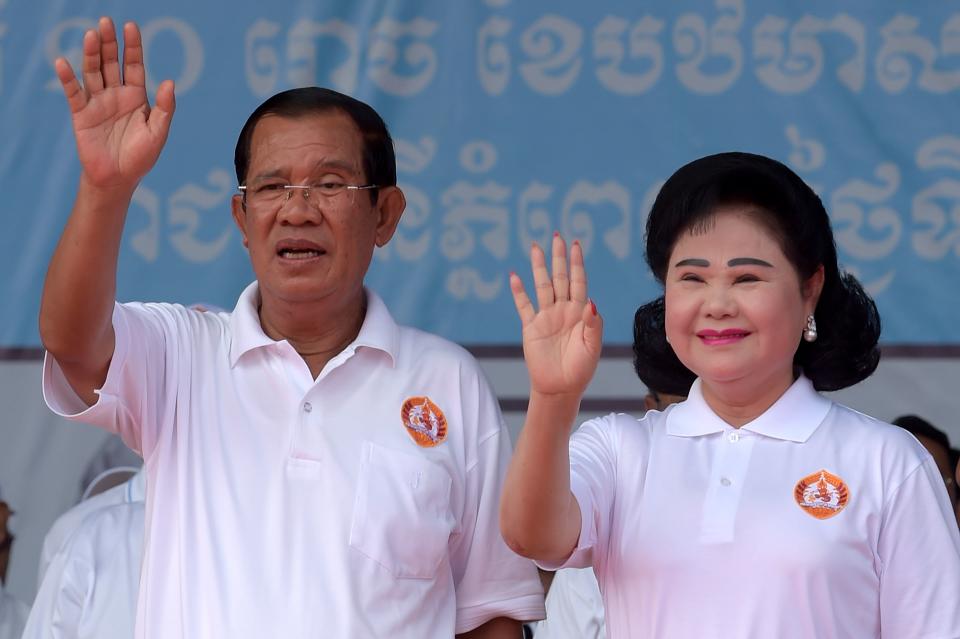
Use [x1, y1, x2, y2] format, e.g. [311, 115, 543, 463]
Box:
[349, 441, 455, 579]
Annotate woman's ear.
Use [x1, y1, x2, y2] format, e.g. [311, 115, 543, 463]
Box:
[804, 264, 826, 313]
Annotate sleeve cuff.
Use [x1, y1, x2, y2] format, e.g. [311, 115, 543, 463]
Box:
[534, 481, 594, 572]
[41, 303, 130, 419]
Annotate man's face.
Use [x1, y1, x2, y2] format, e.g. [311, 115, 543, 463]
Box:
[917, 435, 958, 506]
[231, 111, 404, 311]
[955, 455, 960, 525]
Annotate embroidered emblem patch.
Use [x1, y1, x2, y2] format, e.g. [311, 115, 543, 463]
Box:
[401, 396, 448, 447]
[794, 469, 850, 520]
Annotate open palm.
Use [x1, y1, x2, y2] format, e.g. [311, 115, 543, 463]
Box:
[56, 18, 175, 188]
[511, 234, 603, 398]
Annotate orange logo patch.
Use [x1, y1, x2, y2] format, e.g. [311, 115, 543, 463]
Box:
[794, 470, 850, 519]
[401, 396, 448, 447]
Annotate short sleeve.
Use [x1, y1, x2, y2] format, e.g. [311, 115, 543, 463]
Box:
[539, 415, 620, 571]
[42, 302, 173, 458]
[448, 368, 545, 633]
[878, 456, 960, 636]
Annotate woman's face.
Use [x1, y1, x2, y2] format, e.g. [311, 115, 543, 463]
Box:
[664, 206, 823, 398]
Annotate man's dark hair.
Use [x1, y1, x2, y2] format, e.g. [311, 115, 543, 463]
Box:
[234, 87, 396, 204]
[893, 415, 951, 454]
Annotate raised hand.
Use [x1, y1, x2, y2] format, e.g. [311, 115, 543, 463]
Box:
[55, 17, 175, 189]
[510, 233, 603, 399]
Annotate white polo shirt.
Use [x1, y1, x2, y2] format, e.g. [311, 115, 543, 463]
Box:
[38, 469, 145, 583]
[43, 283, 544, 638]
[23, 500, 144, 639]
[550, 376, 960, 639]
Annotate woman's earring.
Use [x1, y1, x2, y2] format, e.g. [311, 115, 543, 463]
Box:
[802, 314, 818, 343]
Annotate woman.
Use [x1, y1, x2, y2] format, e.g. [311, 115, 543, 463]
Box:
[500, 152, 960, 638]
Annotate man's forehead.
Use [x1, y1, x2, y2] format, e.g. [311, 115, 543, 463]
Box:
[250, 158, 359, 179]
[248, 112, 363, 165]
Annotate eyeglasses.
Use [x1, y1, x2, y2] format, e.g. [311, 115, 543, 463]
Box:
[238, 182, 379, 209]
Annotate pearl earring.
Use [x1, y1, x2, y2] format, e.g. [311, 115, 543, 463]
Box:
[802, 314, 818, 342]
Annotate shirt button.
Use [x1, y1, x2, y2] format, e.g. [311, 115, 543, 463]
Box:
[720, 477, 732, 487]
[303, 402, 313, 413]
[727, 431, 740, 443]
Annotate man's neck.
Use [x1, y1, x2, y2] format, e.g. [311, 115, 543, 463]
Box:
[258, 289, 367, 379]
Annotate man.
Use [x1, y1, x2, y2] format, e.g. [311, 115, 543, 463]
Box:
[0, 485, 29, 639]
[24, 470, 145, 639]
[40, 17, 543, 638]
[893, 415, 958, 520]
[37, 465, 141, 584]
[77, 434, 142, 501]
[955, 448, 960, 525]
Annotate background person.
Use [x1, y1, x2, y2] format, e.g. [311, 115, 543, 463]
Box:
[37, 468, 144, 587]
[23, 471, 145, 639]
[892, 414, 957, 511]
[0, 485, 28, 639]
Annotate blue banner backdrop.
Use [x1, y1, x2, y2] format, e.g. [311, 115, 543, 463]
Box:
[2, 0, 959, 346]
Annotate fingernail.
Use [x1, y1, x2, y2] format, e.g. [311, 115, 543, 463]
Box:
[553, 231, 559, 237]
[591, 300, 597, 315]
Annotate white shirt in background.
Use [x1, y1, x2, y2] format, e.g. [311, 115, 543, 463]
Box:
[0, 585, 28, 639]
[38, 470, 145, 584]
[23, 499, 143, 639]
[534, 567, 606, 639]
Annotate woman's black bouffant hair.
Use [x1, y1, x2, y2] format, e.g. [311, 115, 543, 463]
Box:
[633, 152, 881, 393]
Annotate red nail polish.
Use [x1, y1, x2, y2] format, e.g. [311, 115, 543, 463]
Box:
[554, 231, 559, 237]
[591, 300, 597, 315]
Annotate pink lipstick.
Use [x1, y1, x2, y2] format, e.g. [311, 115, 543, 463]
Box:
[696, 328, 750, 345]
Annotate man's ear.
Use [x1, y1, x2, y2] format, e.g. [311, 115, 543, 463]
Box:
[643, 393, 658, 412]
[231, 194, 249, 248]
[373, 186, 406, 247]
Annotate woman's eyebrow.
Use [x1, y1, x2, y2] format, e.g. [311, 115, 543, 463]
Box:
[674, 258, 709, 267]
[728, 257, 773, 267]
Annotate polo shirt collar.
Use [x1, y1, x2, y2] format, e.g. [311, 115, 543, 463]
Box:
[352, 289, 399, 366]
[228, 282, 399, 367]
[665, 375, 832, 443]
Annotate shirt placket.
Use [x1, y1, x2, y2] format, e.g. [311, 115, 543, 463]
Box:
[698, 428, 756, 544]
[286, 345, 359, 462]
[273, 343, 324, 463]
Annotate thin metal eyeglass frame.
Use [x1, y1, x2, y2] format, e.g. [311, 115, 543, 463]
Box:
[237, 183, 380, 206]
